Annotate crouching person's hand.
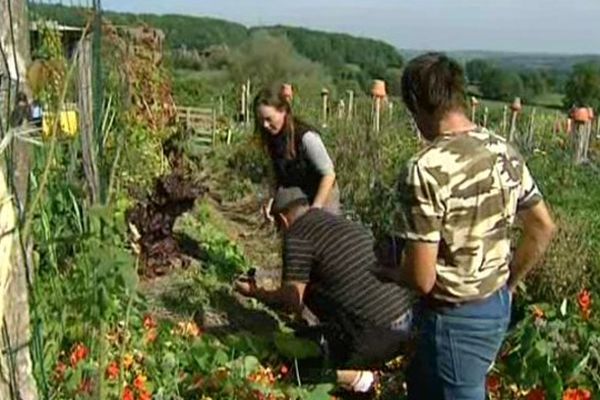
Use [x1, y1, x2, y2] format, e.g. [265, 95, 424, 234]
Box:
[234, 277, 257, 298]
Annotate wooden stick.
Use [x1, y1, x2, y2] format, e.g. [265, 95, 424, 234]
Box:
[321, 90, 329, 127]
[501, 105, 508, 135]
[245, 79, 251, 125]
[373, 96, 381, 133]
[509, 110, 518, 142]
[483, 107, 489, 128]
[347, 90, 354, 122]
[389, 101, 394, 123]
[240, 83, 246, 124]
[337, 99, 345, 120]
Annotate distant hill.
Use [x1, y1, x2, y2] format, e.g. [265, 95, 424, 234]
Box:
[401, 49, 600, 73]
[31, 3, 403, 79]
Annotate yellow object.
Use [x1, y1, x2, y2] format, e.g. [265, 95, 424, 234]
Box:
[42, 110, 79, 138]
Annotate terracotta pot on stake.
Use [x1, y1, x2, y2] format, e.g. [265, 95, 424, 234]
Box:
[509, 97, 522, 142]
[371, 79, 387, 133]
[571, 107, 591, 164]
[281, 83, 293, 103]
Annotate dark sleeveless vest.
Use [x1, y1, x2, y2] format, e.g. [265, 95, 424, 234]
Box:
[269, 130, 323, 203]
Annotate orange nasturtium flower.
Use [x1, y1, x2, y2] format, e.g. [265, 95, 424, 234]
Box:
[53, 361, 67, 382]
[122, 386, 134, 400]
[486, 374, 501, 394]
[527, 388, 546, 400]
[139, 389, 152, 400]
[69, 343, 89, 367]
[563, 388, 592, 400]
[532, 305, 545, 320]
[123, 353, 134, 370]
[105, 361, 119, 381]
[133, 374, 148, 391]
[578, 290, 592, 320]
[143, 314, 157, 330]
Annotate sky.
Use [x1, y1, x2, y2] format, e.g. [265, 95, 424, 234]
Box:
[98, 0, 600, 55]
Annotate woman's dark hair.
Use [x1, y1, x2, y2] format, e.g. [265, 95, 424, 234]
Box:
[401, 52, 467, 116]
[253, 86, 313, 160]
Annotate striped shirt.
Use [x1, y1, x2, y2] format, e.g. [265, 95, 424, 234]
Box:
[283, 209, 415, 331]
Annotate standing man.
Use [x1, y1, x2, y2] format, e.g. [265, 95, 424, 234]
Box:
[396, 53, 556, 399]
[235, 187, 415, 396]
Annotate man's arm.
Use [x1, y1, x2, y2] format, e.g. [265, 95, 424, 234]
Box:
[235, 279, 306, 315]
[507, 201, 556, 291]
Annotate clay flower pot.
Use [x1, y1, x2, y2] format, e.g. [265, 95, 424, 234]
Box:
[371, 80, 387, 98]
[511, 97, 522, 112]
[571, 107, 590, 123]
[471, 96, 480, 107]
[321, 88, 329, 96]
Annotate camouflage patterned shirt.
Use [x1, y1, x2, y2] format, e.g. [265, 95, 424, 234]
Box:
[397, 128, 542, 302]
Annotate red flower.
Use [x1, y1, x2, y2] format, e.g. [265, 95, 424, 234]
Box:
[133, 374, 147, 391]
[105, 361, 119, 381]
[527, 388, 546, 400]
[122, 386, 134, 400]
[532, 305, 545, 320]
[563, 388, 592, 400]
[144, 328, 158, 344]
[279, 364, 289, 377]
[486, 374, 501, 394]
[578, 290, 592, 320]
[77, 378, 93, 395]
[139, 389, 152, 400]
[143, 314, 157, 330]
[54, 361, 67, 382]
[69, 343, 89, 367]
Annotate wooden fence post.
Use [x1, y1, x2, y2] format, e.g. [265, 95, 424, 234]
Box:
[509, 97, 522, 142]
[346, 90, 354, 122]
[321, 88, 329, 127]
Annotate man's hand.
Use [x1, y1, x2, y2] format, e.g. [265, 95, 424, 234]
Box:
[234, 277, 257, 297]
[508, 201, 556, 291]
[261, 198, 275, 223]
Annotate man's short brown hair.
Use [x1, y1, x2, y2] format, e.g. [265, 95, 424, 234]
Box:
[401, 52, 467, 116]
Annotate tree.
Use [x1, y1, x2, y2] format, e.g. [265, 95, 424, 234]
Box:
[466, 59, 495, 84]
[228, 31, 332, 94]
[563, 62, 600, 110]
[0, 0, 38, 399]
[480, 68, 525, 101]
[520, 70, 548, 101]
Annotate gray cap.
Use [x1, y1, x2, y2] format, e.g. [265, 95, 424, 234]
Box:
[271, 187, 308, 215]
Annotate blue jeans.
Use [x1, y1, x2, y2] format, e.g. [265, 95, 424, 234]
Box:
[407, 287, 511, 400]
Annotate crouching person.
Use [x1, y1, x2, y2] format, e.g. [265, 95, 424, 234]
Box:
[235, 187, 415, 396]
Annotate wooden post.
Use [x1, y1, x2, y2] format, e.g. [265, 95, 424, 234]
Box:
[240, 83, 246, 124]
[373, 96, 382, 133]
[371, 80, 387, 134]
[483, 107, 489, 128]
[245, 79, 251, 124]
[0, 0, 39, 399]
[346, 90, 354, 122]
[321, 88, 329, 127]
[337, 99, 345, 120]
[509, 97, 522, 142]
[571, 108, 591, 164]
[501, 105, 508, 134]
[470, 96, 479, 123]
[574, 122, 587, 164]
[78, 36, 100, 203]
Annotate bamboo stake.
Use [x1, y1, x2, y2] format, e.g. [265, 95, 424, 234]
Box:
[501, 105, 508, 135]
[483, 107, 489, 128]
[321, 88, 329, 127]
[245, 79, 251, 125]
[346, 90, 354, 122]
[240, 83, 246, 124]
[389, 101, 394, 123]
[373, 96, 381, 133]
[337, 99, 345, 120]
